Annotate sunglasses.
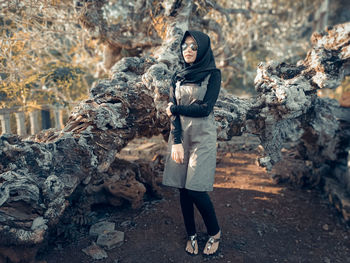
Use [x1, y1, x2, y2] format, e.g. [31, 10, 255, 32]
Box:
[181, 42, 198, 51]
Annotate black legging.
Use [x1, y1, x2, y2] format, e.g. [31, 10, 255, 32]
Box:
[179, 188, 220, 236]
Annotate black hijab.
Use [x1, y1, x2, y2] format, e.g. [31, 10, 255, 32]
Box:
[175, 30, 219, 84]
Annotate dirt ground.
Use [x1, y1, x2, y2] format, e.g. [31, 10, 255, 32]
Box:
[41, 149, 350, 263]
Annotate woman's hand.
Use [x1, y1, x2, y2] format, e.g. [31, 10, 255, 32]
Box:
[171, 143, 184, 164]
[166, 102, 174, 117]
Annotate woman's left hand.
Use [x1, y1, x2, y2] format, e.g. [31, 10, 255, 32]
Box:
[166, 102, 173, 117]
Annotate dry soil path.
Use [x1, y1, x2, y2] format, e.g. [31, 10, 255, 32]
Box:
[42, 150, 350, 263]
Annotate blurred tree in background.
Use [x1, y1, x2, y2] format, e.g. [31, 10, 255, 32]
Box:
[0, 0, 97, 111]
[1, 0, 349, 112]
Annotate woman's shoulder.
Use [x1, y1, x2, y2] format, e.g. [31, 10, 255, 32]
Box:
[208, 69, 221, 82]
[171, 72, 178, 87]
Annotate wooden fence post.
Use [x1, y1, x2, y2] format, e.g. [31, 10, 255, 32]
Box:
[53, 107, 64, 129]
[29, 111, 40, 135]
[14, 112, 26, 136]
[0, 113, 11, 134]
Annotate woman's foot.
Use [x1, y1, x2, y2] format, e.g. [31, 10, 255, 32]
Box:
[185, 234, 198, 255]
[203, 230, 221, 256]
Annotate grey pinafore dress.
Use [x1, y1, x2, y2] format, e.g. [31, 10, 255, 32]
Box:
[162, 74, 217, 192]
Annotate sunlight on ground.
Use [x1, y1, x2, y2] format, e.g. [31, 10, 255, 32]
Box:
[213, 152, 284, 195]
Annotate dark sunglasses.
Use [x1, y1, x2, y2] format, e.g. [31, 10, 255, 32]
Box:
[181, 42, 198, 51]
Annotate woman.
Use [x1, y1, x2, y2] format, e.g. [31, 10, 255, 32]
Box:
[163, 30, 221, 256]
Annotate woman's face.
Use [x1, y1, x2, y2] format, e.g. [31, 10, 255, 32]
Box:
[182, 36, 197, 64]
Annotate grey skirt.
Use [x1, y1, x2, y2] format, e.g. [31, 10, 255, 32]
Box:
[162, 113, 217, 192]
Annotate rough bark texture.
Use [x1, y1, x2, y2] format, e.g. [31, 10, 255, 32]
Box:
[0, 2, 192, 262]
[0, 1, 349, 261]
[252, 23, 350, 222]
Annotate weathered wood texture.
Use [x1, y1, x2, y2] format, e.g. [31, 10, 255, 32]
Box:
[0, 1, 349, 261]
[0, 2, 192, 262]
[249, 23, 350, 221]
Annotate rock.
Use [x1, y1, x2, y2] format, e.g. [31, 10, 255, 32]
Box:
[82, 243, 108, 260]
[120, 220, 132, 227]
[324, 177, 350, 221]
[339, 91, 350, 107]
[96, 230, 125, 250]
[89, 221, 115, 237]
[322, 224, 329, 231]
[103, 171, 146, 209]
[323, 257, 331, 263]
[31, 217, 48, 231]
